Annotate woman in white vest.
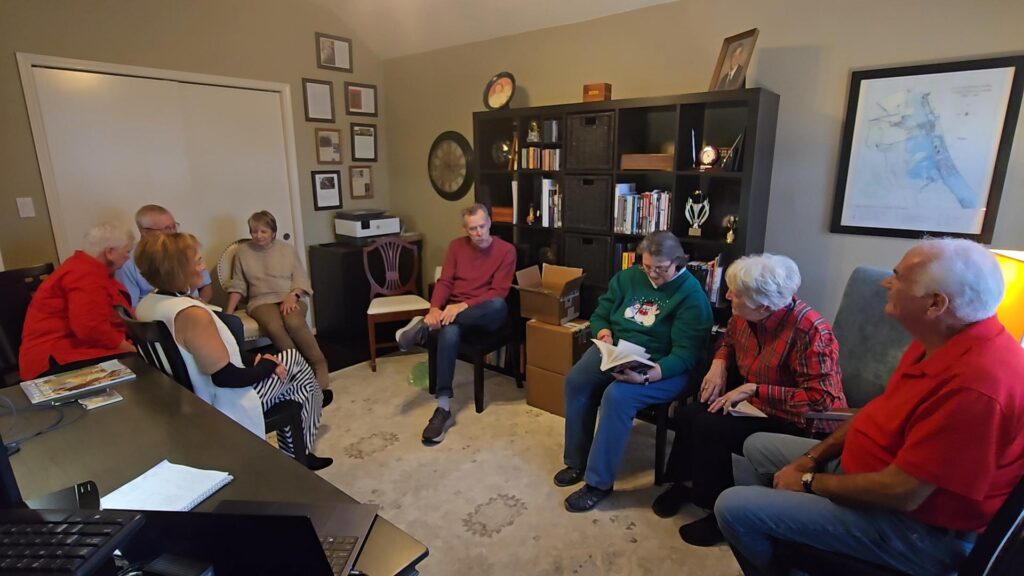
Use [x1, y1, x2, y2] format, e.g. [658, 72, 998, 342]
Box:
[134, 232, 331, 471]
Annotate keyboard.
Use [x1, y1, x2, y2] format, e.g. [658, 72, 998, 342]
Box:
[0, 509, 144, 575]
[320, 535, 359, 576]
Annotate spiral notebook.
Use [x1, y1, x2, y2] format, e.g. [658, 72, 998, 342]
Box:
[100, 460, 233, 512]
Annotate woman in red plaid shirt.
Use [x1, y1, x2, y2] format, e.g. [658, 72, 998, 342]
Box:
[653, 253, 848, 546]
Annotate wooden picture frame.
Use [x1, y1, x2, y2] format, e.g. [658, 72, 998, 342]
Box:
[315, 32, 353, 73]
[302, 78, 335, 123]
[315, 128, 343, 165]
[830, 56, 1024, 243]
[311, 170, 342, 211]
[349, 166, 373, 199]
[709, 28, 758, 91]
[344, 82, 378, 117]
[350, 123, 377, 162]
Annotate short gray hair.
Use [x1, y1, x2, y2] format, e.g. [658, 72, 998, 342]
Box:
[82, 222, 136, 258]
[461, 203, 489, 220]
[638, 231, 688, 267]
[134, 204, 171, 229]
[725, 253, 801, 310]
[912, 238, 1004, 324]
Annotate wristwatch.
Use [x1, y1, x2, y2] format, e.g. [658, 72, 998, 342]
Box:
[801, 472, 816, 494]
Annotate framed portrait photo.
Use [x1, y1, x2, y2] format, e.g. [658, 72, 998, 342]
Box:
[315, 128, 343, 165]
[345, 82, 378, 117]
[349, 166, 373, 199]
[350, 123, 377, 162]
[316, 32, 353, 73]
[311, 170, 343, 211]
[830, 56, 1024, 243]
[709, 28, 758, 91]
[302, 78, 335, 123]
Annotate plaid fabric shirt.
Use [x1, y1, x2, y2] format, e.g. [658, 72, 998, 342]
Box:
[715, 297, 847, 434]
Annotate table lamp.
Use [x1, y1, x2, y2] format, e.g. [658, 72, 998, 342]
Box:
[992, 249, 1024, 344]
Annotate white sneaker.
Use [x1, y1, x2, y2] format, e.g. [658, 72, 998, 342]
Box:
[396, 316, 427, 351]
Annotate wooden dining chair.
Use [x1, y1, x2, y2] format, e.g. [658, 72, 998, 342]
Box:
[363, 237, 430, 371]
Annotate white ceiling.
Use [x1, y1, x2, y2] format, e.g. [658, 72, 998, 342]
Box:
[326, 0, 677, 60]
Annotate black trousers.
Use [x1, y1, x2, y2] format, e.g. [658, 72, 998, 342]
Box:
[665, 401, 804, 510]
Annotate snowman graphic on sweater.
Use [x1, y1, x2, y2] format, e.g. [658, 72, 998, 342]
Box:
[624, 299, 661, 327]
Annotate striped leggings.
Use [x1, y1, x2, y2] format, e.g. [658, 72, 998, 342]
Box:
[252, 348, 324, 459]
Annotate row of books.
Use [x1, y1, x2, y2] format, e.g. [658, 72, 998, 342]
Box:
[687, 254, 724, 304]
[540, 178, 562, 228]
[521, 147, 561, 171]
[614, 242, 639, 271]
[613, 190, 672, 235]
[525, 119, 560, 143]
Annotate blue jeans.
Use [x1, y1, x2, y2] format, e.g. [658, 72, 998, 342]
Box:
[433, 297, 508, 398]
[716, 433, 975, 576]
[563, 346, 690, 490]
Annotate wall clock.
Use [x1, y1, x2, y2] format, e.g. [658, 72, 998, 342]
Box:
[428, 131, 475, 201]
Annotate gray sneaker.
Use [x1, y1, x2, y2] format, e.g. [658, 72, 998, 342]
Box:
[396, 316, 428, 351]
[422, 407, 454, 444]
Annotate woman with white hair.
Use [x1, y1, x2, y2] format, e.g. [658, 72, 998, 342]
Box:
[653, 253, 848, 547]
[19, 222, 137, 380]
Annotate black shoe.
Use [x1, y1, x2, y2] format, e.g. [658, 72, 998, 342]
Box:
[564, 484, 613, 513]
[553, 466, 585, 487]
[422, 407, 454, 444]
[652, 483, 691, 518]
[679, 514, 724, 546]
[396, 316, 428, 351]
[321, 389, 334, 408]
[306, 453, 334, 471]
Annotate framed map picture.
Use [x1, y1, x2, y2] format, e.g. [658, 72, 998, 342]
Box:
[831, 56, 1024, 242]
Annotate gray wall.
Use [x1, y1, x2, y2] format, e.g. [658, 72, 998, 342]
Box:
[382, 0, 1024, 319]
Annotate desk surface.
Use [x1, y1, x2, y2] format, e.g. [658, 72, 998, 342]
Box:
[1, 358, 427, 575]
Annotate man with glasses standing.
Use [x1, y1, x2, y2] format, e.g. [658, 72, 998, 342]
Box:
[117, 205, 245, 346]
[554, 231, 713, 512]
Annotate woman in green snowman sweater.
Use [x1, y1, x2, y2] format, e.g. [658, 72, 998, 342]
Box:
[554, 231, 713, 512]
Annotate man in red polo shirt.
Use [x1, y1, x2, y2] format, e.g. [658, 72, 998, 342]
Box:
[714, 238, 1024, 575]
[395, 204, 516, 444]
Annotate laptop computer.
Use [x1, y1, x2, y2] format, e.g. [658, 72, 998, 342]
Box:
[214, 499, 379, 576]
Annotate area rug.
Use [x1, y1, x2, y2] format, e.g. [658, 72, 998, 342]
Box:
[314, 352, 740, 575]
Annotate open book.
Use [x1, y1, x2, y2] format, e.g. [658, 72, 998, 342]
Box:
[591, 338, 657, 373]
[20, 360, 135, 405]
[728, 400, 767, 418]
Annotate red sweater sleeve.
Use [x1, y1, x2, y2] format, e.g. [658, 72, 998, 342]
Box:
[65, 273, 124, 349]
[430, 241, 459, 308]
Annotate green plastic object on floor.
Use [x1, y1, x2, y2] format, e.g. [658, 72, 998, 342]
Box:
[408, 361, 429, 391]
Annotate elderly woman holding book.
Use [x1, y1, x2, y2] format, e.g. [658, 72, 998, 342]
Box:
[554, 231, 713, 513]
[654, 253, 847, 547]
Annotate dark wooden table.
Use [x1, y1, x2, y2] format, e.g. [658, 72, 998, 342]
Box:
[2, 357, 427, 575]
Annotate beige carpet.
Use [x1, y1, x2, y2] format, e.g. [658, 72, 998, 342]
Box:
[314, 352, 741, 576]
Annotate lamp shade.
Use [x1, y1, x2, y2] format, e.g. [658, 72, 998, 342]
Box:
[992, 249, 1024, 343]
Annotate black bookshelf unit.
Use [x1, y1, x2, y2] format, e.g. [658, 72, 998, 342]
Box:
[473, 89, 779, 318]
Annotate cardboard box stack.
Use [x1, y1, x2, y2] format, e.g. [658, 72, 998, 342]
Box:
[515, 265, 591, 417]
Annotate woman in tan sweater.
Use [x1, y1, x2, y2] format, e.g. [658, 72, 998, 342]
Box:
[225, 211, 330, 394]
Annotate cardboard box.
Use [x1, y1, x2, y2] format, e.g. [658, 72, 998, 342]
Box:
[515, 264, 585, 325]
[583, 83, 612, 102]
[526, 364, 566, 417]
[526, 319, 592, 375]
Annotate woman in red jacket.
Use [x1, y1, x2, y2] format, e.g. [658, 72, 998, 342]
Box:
[19, 222, 137, 380]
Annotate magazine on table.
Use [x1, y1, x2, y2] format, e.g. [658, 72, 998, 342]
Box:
[20, 360, 136, 405]
[591, 338, 657, 373]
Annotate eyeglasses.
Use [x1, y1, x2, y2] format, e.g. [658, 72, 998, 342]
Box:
[641, 263, 675, 275]
[141, 222, 181, 234]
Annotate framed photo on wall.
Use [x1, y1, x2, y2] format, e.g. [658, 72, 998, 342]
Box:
[316, 32, 353, 73]
[302, 78, 335, 123]
[351, 123, 377, 162]
[710, 28, 758, 91]
[311, 170, 342, 210]
[315, 128, 343, 164]
[344, 82, 378, 117]
[831, 56, 1024, 243]
[349, 166, 373, 199]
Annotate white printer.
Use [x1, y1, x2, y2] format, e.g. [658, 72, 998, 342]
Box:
[334, 209, 401, 240]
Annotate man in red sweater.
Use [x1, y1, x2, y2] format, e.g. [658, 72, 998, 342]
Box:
[397, 204, 516, 443]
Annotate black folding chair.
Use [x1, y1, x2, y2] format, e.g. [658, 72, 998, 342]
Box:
[0, 263, 55, 386]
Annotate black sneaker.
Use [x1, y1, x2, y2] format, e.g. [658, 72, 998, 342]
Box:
[396, 316, 428, 351]
[651, 483, 691, 518]
[553, 466, 585, 487]
[422, 407, 454, 444]
[305, 453, 334, 471]
[564, 484, 612, 513]
[678, 514, 724, 546]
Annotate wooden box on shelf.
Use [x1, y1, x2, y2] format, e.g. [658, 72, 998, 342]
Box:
[582, 83, 612, 102]
[491, 206, 514, 223]
[620, 153, 673, 171]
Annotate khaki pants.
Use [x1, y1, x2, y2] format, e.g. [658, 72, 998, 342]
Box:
[249, 300, 329, 390]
